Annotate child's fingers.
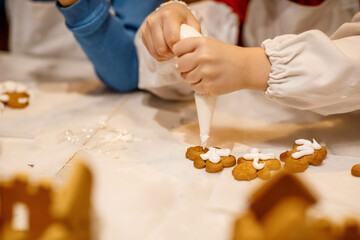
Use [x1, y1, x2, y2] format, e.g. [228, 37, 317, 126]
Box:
[149, 21, 173, 59]
[190, 81, 207, 95]
[141, 23, 158, 59]
[181, 66, 202, 84]
[162, 16, 182, 50]
[173, 38, 200, 57]
[142, 22, 168, 62]
[175, 52, 198, 73]
[186, 15, 201, 34]
[191, 81, 216, 96]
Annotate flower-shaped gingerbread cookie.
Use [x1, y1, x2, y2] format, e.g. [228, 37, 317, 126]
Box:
[0, 81, 31, 109]
[232, 148, 281, 181]
[185, 146, 236, 173]
[280, 139, 327, 173]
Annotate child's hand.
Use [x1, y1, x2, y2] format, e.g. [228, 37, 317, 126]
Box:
[173, 37, 271, 95]
[140, 2, 200, 62]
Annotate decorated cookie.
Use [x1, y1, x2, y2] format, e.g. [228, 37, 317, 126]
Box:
[232, 148, 281, 181]
[0, 81, 31, 109]
[351, 164, 360, 177]
[185, 146, 236, 173]
[280, 139, 327, 173]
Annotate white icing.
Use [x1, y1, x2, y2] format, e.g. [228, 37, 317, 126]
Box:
[200, 147, 231, 164]
[243, 148, 275, 170]
[103, 129, 136, 143]
[2, 81, 17, 92]
[200, 133, 209, 149]
[0, 81, 28, 93]
[0, 94, 9, 102]
[179, 24, 217, 149]
[18, 98, 29, 104]
[291, 139, 322, 159]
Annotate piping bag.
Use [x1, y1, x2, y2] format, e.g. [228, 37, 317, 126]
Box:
[179, 24, 217, 149]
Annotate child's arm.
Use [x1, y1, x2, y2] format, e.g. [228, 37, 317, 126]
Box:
[173, 37, 271, 95]
[261, 12, 360, 115]
[57, 0, 162, 92]
[140, 1, 201, 62]
[173, 9, 360, 115]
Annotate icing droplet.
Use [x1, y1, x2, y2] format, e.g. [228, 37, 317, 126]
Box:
[200, 134, 209, 149]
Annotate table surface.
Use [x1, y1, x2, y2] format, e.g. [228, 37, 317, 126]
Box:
[1, 52, 360, 240]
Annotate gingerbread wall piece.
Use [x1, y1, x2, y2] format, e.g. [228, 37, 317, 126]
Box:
[0, 155, 92, 240]
[232, 171, 360, 240]
[232, 148, 281, 181]
[280, 139, 327, 173]
[249, 171, 317, 221]
[261, 197, 310, 240]
[341, 218, 360, 240]
[232, 211, 264, 240]
[186, 146, 236, 173]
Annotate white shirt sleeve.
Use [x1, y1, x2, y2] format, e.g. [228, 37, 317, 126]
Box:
[263, 12, 360, 116]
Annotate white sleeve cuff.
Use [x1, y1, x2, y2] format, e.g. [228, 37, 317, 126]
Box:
[262, 30, 360, 115]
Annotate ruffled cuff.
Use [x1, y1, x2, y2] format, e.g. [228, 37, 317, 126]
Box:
[261, 31, 332, 111]
[261, 29, 360, 115]
[56, 0, 110, 36]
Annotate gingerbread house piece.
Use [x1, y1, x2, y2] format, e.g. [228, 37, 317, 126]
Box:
[0, 156, 92, 240]
[249, 171, 317, 221]
[232, 211, 264, 240]
[341, 218, 360, 240]
[261, 197, 311, 240]
[232, 171, 360, 240]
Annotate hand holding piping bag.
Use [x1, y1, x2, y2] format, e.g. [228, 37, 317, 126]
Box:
[179, 24, 217, 149]
[175, 24, 271, 148]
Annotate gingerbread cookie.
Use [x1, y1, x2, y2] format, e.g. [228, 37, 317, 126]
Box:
[232, 148, 281, 181]
[351, 164, 360, 177]
[186, 146, 236, 173]
[0, 81, 31, 109]
[280, 139, 327, 173]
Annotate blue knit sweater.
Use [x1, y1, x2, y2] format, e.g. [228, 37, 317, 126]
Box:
[57, 0, 162, 92]
[0, 0, 162, 92]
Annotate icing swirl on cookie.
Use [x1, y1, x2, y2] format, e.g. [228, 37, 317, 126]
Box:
[243, 148, 275, 170]
[200, 147, 231, 164]
[291, 139, 322, 159]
